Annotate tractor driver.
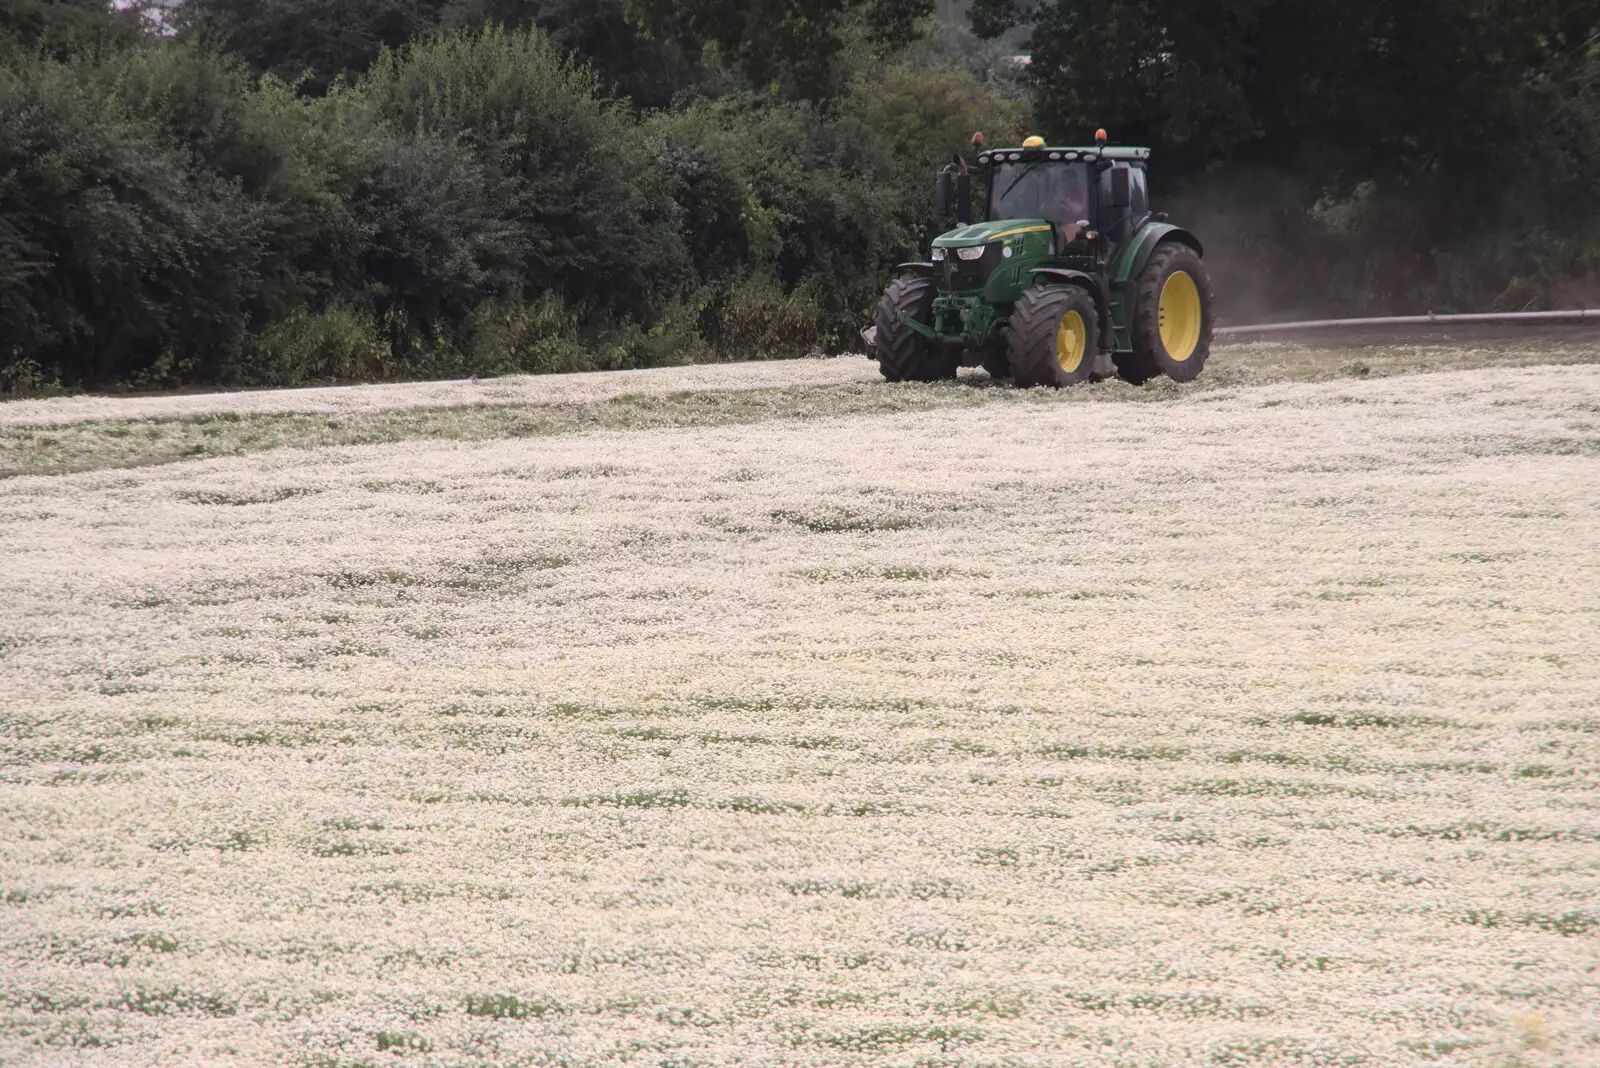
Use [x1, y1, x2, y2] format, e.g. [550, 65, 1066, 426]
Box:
[1040, 170, 1089, 244]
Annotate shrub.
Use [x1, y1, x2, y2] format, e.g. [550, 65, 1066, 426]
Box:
[0, 0, 146, 62]
[363, 28, 688, 321]
[178, 0, 450, 94]
[247, 304, 390, 385]
[653, 61, 1029, 352]
[458, 294, 587, 375]
[711, 273, 827, 361]
[0, 26, 1031, 389]
[93, 48, 370, 337]
[340, 117, 529, 342]
[0, 55, 258, 388]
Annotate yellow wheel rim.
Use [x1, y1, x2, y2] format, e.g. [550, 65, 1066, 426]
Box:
[1158, 271, 1202, 361]
[1055, 310, 1087, 373]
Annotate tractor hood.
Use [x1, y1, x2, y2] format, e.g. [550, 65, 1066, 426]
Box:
[932, 219, 1054, 248]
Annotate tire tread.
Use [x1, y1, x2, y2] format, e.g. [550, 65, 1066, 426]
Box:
[874, 276, 956, 382]
[1130, 242, 1214, 383]
[1007, 285, 1099, 388]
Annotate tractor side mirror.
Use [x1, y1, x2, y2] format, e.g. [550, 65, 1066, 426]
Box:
[935, 171, 953, 215]
[1109, 165, 1133, 208]
[956, 173, 972, 225]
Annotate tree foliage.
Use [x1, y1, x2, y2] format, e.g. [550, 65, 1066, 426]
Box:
[1, 10, 1023, 390]
[177, 0, 450, 93]
[0, 0, 147, 60]
[1006, 0, 1600, 185]
[621, 0, 936, 98]
[180, 0, 703, 106]
[363, 28, 687, 317]
[440, 0, 700, 108]
[966, 0, 1600, 315]
[0, 53, 259, 384]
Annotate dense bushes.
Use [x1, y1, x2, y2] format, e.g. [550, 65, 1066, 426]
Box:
[0, 18, 1025, 391]
[364, 28, 688, 320]
[0, 55, 258, 388]
[9, 2, 1600, 392]
[178, 0, 451, 94]
[0, 0, 146, 61]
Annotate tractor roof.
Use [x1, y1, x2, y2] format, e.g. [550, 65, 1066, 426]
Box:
[977, 146, 1150, 166]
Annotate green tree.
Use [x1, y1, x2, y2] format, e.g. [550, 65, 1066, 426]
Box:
[976, 0, 1600, 183]
[0, 54, 259, 385]
[440, 0, 700, 108]
[622, 0, 937, 99]
[178, 0, 451, 93]
[969, 0, 1600, 314]
[0, 0, 147, 60]
[362, 27, 687, 319]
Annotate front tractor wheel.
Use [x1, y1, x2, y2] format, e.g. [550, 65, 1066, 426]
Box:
[1007, 284, 1100, 388]
[1131, 242, 1214, 383]
[874, 276, 958, 383]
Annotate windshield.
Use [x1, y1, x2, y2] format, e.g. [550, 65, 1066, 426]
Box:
[988, 162, 1090, 226]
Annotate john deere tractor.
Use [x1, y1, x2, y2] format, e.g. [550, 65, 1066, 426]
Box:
[864, 133, 1213, 387]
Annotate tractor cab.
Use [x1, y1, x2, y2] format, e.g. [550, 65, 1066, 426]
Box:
[868, 131, 1211, 389]
[934, 136, 1154, 262]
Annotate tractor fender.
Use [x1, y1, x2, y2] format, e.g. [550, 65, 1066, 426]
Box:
[1029, 268, 1111, 340]
[1116, 224, 1204, 286]
[893, 262, 940, 278]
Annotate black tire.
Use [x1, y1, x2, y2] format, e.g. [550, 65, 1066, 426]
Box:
[1006, 284, 1100, 388]
[1131, 242, 1214, 383]
[979, 337, 1010, 380]
[874, 276, 958, 383]
[1111, 346, 1159, 385]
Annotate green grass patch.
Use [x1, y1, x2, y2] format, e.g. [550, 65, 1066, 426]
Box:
[375, 1031, 432, 1052]
[1039, 743, 1188, 761]
[118, 986, 236, 1017]
[1286, 710, 1456, 729]
[1461, 909, 1597, 936]
[561, 789, 691, 809]
[1384, 822, 1600, 843]
[1178, 778, 1379, 799]
[178, 487, 317, 506]
[770, 508, 918, 533]
[464, 994, 560, 1019]
[443, 553, 569, 593]
[311, 839, 408, 858]
[324, 569, 418, 590]
[801, 1024, 982, 1053]
[795, 564, 954, 582]
[1218, 749, 1310, 767]
[117, 932, 179, 953]
[217, 830, 265, 852]
[716, 796, 806, 815]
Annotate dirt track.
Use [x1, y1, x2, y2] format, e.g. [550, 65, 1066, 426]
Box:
[1217, 320, 1600, 351]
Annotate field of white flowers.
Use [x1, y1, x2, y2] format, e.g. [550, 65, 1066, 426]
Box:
[2, 346, 1597, 1066]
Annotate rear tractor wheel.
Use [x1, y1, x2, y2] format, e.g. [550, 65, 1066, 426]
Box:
[874, 276, 958, 383]
[1006, 284, 1100, 388]
[1130, 242, 1214, 383]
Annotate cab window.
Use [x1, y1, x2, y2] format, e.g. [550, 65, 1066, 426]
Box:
[989, 162, 1091, 226]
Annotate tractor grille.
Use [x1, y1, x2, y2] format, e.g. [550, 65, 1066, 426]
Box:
[946, 244, 1003, 292]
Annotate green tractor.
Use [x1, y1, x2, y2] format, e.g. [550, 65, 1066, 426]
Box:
[864, 133, 1213, 387]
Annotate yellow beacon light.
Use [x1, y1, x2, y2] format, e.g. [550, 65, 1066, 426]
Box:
[1022, 136, 1046, 148]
